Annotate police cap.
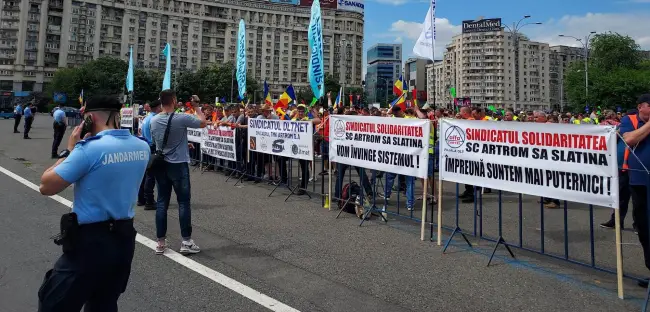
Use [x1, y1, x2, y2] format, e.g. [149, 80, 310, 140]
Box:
[85, 95, 122, 113]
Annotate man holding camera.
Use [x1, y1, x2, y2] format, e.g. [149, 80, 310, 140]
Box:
[150, 90, 207, 255]
[37, 95, 150, 312]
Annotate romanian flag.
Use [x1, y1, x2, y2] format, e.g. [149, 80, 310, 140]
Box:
[274, 84, 296, 111]
[276, 107, 288, 120]
[349, 94, 353, 108]
[390, 92, 407, 111]
[264, 80, 272, 106]
[78, 89, 84, 105]
[412, 88, 418, 107]
[334, 87, 343, 108]
[393, 75, 404, 96]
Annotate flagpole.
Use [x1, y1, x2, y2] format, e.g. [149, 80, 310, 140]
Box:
[430, 0, 436, 109]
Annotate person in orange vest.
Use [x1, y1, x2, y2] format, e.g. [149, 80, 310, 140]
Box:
[600, 108, 636, 232]
[620, 94, 650, 287]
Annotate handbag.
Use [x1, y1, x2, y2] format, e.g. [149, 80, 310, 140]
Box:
[147, 112, 174, 169]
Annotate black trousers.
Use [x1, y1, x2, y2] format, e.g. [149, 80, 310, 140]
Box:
[298, 159, 309, 189]
[631, 185, 650, 270]
[24, 116, 33, 138]
[52, 122, 66, 156]
[38, 221, 136, 312]
[13, 114, 21, 132]
[138, 168, 156, 204]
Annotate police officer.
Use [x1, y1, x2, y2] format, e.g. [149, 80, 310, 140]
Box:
[52, 103, 67, 158]
[23, 103, 34, 139]
[13, 103, 22, 133]
[37, 95, 150, 312]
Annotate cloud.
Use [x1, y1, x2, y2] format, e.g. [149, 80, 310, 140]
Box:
[385, 17, 461, 60]
[382, 12, 650, 62]
[528, 12, 650, 50]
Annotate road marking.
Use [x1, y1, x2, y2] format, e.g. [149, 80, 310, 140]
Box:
[0, 165, 301, 312]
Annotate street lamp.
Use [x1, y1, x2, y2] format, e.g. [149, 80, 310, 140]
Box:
[503, 15, 542, 110]
[558, 31, 597, 111]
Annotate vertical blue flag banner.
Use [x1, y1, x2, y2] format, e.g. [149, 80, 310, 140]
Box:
[162, 43, 171, 90]
[308, 0, 324, 99]
[236, 19, 247, 100]
[126, 45, 134, 92]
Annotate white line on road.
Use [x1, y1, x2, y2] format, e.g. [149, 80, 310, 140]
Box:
[0, 165, 301, 312]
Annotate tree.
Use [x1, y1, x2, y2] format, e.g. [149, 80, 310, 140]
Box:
[564, 33, 650, 112]
[295, 87, 314, 105]
[45, 57, 127, 107]
[590, 33, 641, 72]
[324, 75, 341, 100]
[134, 69, 163, 103]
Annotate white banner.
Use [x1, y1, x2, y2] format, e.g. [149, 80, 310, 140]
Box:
[187, 128, 203, 143]
[247, 118, 314, 161]
[337, 0, 364, 14]
[120, 108, 134, 128]
[439, 119, 619, 208]
[200, 126, 237, 161]
[329, 115, 431, 178]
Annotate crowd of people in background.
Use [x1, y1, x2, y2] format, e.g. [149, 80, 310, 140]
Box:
[132, 92, 635, 218]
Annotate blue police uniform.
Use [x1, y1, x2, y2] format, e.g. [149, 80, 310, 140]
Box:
[138, 112, 157, 207]
[52, 109, 67, 157]
[23, 106, 33, 139]
[13, 104, 22, 133]
[38, 129, 150, 312]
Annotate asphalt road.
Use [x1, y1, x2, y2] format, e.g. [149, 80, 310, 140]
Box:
[0, 115, 646, 312]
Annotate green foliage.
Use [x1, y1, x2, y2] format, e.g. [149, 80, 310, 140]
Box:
[564, 33, 650, 112]
[46, 58, 259, 106]
[324, 74, 341, 100]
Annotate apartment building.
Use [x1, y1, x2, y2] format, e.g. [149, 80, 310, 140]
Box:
[548, 45, 584, 111]
[426, 18, 551, 111]
[0, 0, 364, 93]
[365, 43, 401, 104]
[403, 57, 431, 102]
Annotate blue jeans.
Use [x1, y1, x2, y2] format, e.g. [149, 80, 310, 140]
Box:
[385, 173, 415, 208]
[154, 162, 192, 240]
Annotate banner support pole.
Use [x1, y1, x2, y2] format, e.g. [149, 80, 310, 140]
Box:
[328, 153, 332, 211]
[437, 176, 442, 245]
[614, 208, 624, 299]
[420, 178, 428, 241]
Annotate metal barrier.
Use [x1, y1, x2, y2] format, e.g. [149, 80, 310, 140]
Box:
[183, 126, 649, 303]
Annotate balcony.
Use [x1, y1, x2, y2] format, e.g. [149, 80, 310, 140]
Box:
[49, 1, 63, 9]
[3, 5, 19, 11]
[47, 25, 61, 34]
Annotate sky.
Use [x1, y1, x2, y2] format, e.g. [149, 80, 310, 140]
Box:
[362, 0, 650, 76]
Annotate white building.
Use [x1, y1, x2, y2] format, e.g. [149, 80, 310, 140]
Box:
[426, 19, 551, 111]
[0, 0, 364, 93]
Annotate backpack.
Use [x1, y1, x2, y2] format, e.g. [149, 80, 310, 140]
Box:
[339, 182, 361, 214]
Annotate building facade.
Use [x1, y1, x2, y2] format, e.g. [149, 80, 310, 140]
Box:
[426, 21, 551, 111]
[365, 43, 401, 104]
[0, 0, 364, 94]
[548, 45, 584, 111]
[403, 57, 430, 102]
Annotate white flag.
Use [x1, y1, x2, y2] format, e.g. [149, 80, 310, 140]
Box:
[412, 1, 436, 60]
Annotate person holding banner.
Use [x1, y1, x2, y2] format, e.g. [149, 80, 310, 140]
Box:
[621, 94, 650, 284]
[255, 104, 278, 183]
